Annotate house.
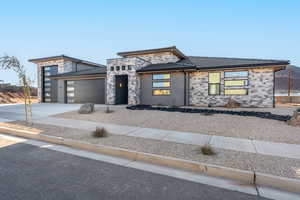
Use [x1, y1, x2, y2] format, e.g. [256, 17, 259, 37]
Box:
[29, 46, 290, 107]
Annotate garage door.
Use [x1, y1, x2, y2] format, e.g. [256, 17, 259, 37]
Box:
[66, 79, 105, 104]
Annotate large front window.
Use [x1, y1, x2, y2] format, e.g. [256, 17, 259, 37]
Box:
[208, 72, 221, 95]
[224, 70, 249, 95]
[152, 73, 171, 96]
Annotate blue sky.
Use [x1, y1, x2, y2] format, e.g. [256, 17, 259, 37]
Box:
[0, 0, 299, 86]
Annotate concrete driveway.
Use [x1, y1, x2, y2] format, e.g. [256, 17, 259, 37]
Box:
[0, 103, 82, 122]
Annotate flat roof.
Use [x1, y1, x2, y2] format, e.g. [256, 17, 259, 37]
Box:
[137, 56, 289, 72]
[117, 46, 186, 59]
[28, 55, 104, 68]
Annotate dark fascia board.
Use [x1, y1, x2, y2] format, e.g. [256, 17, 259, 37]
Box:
[137, 66, 196, 73]
[137, 61, 289, 73]
[117, 46, 186, 59]
[28, 55, 104, 68]
[195, 61, 290, 71]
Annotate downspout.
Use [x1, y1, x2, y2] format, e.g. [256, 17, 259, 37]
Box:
[184, 71, 186, 106]
[183, 70, 190, 106]
[273, 70, 275, 108]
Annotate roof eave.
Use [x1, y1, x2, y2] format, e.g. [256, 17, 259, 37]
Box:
[117, 46, 186, 59]
[195, 62, 290, 71]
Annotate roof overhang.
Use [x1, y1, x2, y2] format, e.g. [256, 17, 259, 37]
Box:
[28, 55, 104, 68]
[117, 46, 186, 59]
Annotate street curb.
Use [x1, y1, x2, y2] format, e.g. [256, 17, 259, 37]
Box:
[0, 125, 299, 193]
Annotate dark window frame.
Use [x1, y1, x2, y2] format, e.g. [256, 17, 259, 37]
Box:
[208, 72, 221, 95]
[152, 73, 172, 96]
[224, 88, 249, 96]
[152, 89, 171, 96]
[224, 70, 249, 78]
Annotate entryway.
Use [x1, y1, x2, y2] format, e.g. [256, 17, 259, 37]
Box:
[115, 75, 128, 104]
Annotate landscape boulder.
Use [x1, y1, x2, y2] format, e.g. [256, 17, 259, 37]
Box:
[78, 103, 94, 114]
[287, 110, 300, 126]
[225, 98, 241, 108]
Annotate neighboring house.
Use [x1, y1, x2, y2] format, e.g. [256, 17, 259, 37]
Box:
[29, 46, 290, 107]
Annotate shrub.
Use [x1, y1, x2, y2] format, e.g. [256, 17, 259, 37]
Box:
[92, 127, 107, 138]
[200, 145, 216, 156]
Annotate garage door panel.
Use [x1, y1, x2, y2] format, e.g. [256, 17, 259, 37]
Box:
[67, 79, 105, 104]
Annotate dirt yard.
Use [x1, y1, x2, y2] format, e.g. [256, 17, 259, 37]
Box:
[53, 106, 300, 144]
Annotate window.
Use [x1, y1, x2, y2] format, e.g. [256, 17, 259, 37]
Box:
[122, 66, 126, 70]
[225, 89, 248, 95]
[209, 84, 220, 95]
[110, 66, 114, 71]
[153, 82, 171, 88]
[225, 71, 248, 78]
[225, 80, 248, 87]
[153, 89, 171, 96]
[127, 65, 132, 70]
[208, 72, 221, 95]
[44, 67, 51, 71]
[116, 66, 120, 71]
[152, 73, 171, 95]
[224, 70, 249, 95]
[153, 74, 170, 80]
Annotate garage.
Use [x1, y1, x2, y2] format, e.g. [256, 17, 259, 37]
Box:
[66, 79, 105, 104]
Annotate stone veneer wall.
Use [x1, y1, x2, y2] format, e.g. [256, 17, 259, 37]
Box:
[189, 67, 275, 107]
[125, 52, 180, 64]
[106, 57, 147, 105]
[107, 52, 181, 105]
[36, 59, 74, 102]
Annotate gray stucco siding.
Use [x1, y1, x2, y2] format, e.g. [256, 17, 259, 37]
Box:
[140, 72, 185, 106]
[57, 79, 65, 103]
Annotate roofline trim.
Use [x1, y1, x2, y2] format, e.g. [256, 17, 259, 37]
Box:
[117, 46, 186, 59]
[137, 62, 289, 73]
[28, 55, 105, 68]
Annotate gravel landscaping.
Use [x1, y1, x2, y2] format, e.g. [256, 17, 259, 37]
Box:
[53, 106, 300, 144]
[11, 121, 300, 180]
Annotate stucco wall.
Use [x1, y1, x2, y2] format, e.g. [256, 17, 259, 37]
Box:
[140, 72, 185, 106]
[189, 68, 275, 107]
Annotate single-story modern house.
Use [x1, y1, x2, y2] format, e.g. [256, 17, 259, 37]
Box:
[29, 46, 290, 107]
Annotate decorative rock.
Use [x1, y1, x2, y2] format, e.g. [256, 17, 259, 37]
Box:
[225, 98, 241, 108]
[126, 105, 291, 122]
[287, 110, 300, 126]
[78, 103, 94, 114]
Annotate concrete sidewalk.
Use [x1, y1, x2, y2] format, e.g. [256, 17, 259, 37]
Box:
[34, 117, 300, 160]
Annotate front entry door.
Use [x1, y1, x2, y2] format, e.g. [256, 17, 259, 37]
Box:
[115, 75, 128, 104]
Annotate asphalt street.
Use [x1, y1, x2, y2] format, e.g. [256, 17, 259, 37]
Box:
[0, 138, 269, 200]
